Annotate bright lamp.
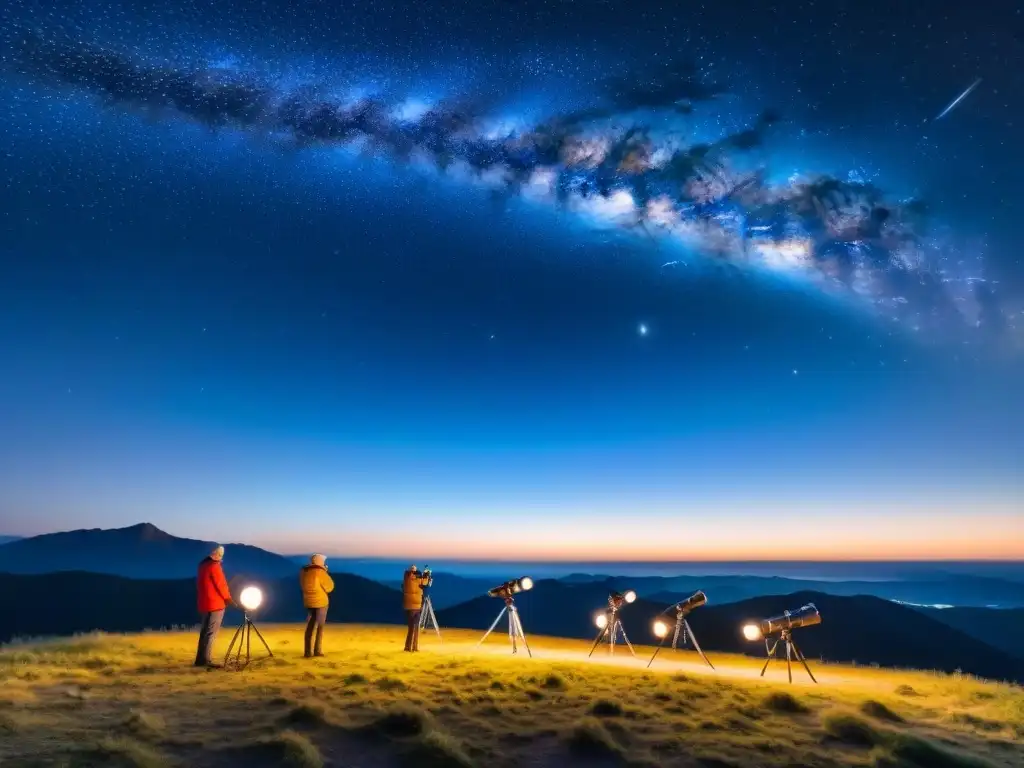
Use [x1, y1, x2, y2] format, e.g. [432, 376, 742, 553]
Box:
[239, 586, 263, 612]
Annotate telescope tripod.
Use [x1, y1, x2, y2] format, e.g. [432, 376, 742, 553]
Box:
[223, 613, 273, 670]
[477, 599, 532, 657]
[418, 594, 442, 642]
[647, 610, 714, 669]
[589, 609, 635, 658]
[760, 629, 817, 684]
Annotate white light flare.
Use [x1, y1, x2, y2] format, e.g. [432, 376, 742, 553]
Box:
[239, 586, 263, 612]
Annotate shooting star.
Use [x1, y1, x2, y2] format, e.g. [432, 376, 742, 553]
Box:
[934, 78, 982, 121]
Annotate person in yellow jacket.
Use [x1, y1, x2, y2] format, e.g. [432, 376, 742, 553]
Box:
[402, 565, 431, 652]
[299, 553, 335, 658]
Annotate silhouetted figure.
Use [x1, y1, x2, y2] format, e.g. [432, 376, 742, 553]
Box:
[402, 565, 430, 652]
[300, 553, 334, 657]
[194, 545, 232, 668]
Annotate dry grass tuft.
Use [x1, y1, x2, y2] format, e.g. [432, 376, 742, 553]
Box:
[860, 699, 904, 723]
[885, 733, 996, 768]
[822, 711, 883, 747]
[566, 717, 623, 759]
[406, 728, 475, 768]
[258, 730, 324, 768]
[123, 708, 166, 740]
[0, 711, 22, 733]
[762, 690, 809, 714]
[541, 673, 566, 690]
[91, 735, 169, 768]
[283, 702, 330, 726]
[363, 704, 432, 738]
[590, 698, 624, 717]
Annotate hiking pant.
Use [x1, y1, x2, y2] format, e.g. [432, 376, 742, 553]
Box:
[305, 607, 327, 656]
[194, 609, 225, 666]
[405, 609, 421, 651]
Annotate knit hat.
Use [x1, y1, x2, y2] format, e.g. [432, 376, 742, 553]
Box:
[409, 564, 418, 571]
[211, 545, 224, 560]
[311, 553, 327, 567]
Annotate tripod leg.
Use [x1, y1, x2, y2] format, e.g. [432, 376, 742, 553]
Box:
[790, 638, 817, 684]
[785, 638, 793, 683]
[508, 609, 517, 654]
[428, 601, 442, 642]
[245, 621, 252, 668]
[512, 608, 532, 659]
[683, 619, 714, 670]
[671, 616, 682, 651]
[646, 635, 668, 669]
[249, 621, 274, 658]
[760, 639, 779, 677]
[223, 623, 243, 665]
[234, 622, 246, 667]
[477, 606, 508, 647]
[588, 625, 610, 658]
[618, 622, 636, 657]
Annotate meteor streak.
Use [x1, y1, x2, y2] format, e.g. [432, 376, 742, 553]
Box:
[934, 78, 982, 121]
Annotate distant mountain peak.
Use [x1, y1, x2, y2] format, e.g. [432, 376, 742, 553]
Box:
[121, 523, 173, 540]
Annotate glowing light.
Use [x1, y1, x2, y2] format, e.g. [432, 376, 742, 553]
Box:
[239, 586, 263, 612]
[584, 189, 636, 221]
[638, 323, 648, 337]
[393, 98, 433, 122]
[751, 237, 814, 270]
[742, 623, 762, 642]
[520, 577, 534, 591]
[653, 619, 669, 639]
[623, 590, 637, 604]
[595, 613, 609, 629]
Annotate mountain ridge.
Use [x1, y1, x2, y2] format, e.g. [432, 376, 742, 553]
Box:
[0, 522, 298, 581]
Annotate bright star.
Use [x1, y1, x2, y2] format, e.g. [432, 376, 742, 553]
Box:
[638, 323, 648, 337]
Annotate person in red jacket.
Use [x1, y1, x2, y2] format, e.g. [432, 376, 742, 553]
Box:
[194, 545, 234, 668]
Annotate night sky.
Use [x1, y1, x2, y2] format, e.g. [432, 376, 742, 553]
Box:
[1, 0, 1021, 560]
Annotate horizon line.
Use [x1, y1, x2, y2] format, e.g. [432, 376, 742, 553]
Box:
[281, 553, 1024, 564]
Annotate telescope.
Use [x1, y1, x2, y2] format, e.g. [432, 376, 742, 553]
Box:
[743, 603, 821, 684]
[607, 590, 637, 610]
[421, 565, 434, 588]
[478, 576, 533, 656]
[647, 590, 714, 669]
[223, 585, 273, 670]
[589, 589, 637, 658]
[487, 577, 534, 601]
[743, 603, 821, 641]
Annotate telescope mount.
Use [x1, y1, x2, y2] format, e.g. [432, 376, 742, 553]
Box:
[477, 598, 532, 657]
[647, 607, 714, 669]
[589, 606, 635, 658]
[760, 629, 817, 684]
[418, 590, 442, 643]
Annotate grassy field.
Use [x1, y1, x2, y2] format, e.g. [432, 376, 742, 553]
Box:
[0, 623, 1021, 768]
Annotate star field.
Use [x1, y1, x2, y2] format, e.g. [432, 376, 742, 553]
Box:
[0, 0, 1021, 558]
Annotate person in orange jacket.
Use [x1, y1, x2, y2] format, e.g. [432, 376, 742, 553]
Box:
[402, 565, 431, 652]
[299, 553, 335, 658]
[194, 545, 234, 668]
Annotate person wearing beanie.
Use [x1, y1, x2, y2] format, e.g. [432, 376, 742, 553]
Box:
[299, 553, 335, 658]
[402, 564, 431, 652]
[194, 545, 233, 668]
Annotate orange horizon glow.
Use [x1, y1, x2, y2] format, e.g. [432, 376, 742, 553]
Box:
[250, 511, 1023, 561]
